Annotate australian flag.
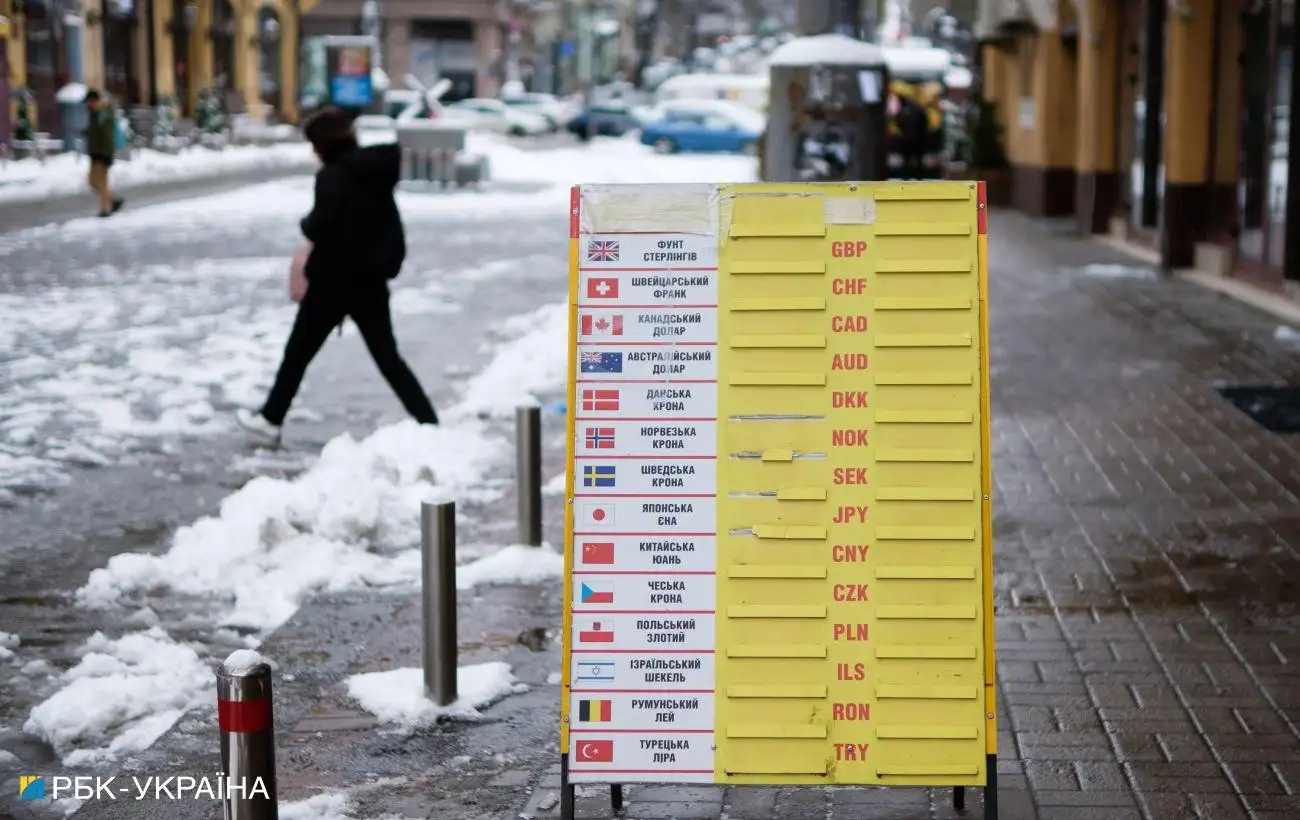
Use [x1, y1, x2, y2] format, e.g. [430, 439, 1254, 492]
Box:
[587, 240, 620, 262]
[581, 352, 623, 374]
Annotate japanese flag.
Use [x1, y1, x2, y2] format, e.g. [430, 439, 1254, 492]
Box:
[578, 502, 615, 529]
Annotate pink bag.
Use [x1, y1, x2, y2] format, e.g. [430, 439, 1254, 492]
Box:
[289, 244, 311, 302]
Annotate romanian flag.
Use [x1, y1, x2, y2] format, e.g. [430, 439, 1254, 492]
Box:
[579, 699, 612, 722]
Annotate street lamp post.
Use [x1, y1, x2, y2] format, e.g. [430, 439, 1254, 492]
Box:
[359, 0, 381, 84]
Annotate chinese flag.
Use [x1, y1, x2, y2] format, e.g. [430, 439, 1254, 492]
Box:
[576, 739, 614, 762]
[581, 542, 614, 565]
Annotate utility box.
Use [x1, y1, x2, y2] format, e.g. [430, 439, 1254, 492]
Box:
[761, 33, 890, 183]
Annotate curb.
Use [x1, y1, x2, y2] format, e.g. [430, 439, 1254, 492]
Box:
[1093, 233, 1300, 328]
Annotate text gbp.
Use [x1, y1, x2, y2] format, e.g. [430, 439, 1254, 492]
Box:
[831, 241, 868, 258]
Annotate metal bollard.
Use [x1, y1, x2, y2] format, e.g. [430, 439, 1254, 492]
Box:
[516, 405, 543, 546]
[216, 653, 278, 819]
[421, 500, 458, 706]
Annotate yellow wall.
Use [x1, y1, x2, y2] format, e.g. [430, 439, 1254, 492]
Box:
[1075, 0, 1119, 174]
[995, 30, 1078, 170]
[1211, 0, 1243, 184]
[83, 0, 105, 91]
[153, 0, 175, 101]
[3, 0, 28, 126]
[277, 0, 299, 122]
[1163, 0, 1216, 184]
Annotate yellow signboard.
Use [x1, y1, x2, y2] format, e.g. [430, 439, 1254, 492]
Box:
[560, 181, 993, 796]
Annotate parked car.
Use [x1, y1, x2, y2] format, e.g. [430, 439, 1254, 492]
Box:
[447, 98, 550, 136]
[353, 114, 398, 146]
[639, 110, 762, 155]
[500, 92, 574, 130]
[565, 101, 645, 141]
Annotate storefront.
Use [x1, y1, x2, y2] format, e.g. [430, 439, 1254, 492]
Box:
[102, 0, 141, 104]
[978, 0, 1299, 282]
[23, 0, 64, 133]
[257, 4, 280, 114]
[170, 0, 198, 113]
[210, 0, 236, 106]
[1237, 0, 1294, 276]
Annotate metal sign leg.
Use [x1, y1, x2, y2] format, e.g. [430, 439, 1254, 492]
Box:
[560, 753, 575, 820]
[610, 783, 623, 812]
[985, 753, 999, 819]
[954, 785, 965, 811]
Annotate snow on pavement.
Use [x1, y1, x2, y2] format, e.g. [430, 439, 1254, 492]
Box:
[23, 628, 210, 767]
[0, 141, 314, 205]
[16, 138, 756, 765]
[455, 544, 564, 589]
[345, 661, 528, 732]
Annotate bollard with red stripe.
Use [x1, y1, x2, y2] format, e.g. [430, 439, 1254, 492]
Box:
[217, 651, 278, 819]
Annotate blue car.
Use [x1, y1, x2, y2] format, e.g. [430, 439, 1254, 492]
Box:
[566, 102, 643, 141]
[639, 110, 762, 155]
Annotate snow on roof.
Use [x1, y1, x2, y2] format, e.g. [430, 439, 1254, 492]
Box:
[767, 33, 886, 67]
[881, 46, 954, 78]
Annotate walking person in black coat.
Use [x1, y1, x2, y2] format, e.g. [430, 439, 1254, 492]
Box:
[237, 107, 438, 444]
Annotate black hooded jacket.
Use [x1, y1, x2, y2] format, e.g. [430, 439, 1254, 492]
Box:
[300, 143, 406, 288]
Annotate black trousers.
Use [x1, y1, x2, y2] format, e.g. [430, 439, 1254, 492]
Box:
[261, 284, 438, 427]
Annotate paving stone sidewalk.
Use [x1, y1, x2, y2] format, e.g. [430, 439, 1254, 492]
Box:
[513, 212, 1300, 820]
[74, 210, 1300, 820]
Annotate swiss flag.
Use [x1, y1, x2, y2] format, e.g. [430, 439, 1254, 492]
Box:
[576, 739, 614, 763]
[581, 542, 614, 564]
[586, 277, 619, 299]
[581, 314, 623, 337]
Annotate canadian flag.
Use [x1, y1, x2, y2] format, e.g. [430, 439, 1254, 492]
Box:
[581, 314, 623, 337]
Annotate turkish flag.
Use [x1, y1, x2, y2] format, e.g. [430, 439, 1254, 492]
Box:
[581, 542, 614, 564]
[576, 739, 614, 763]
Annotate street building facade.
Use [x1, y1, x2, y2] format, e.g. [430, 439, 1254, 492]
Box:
[302, 0, 534, 101]
[977, 0, 1298, 284]
[2, 0, 305, 135]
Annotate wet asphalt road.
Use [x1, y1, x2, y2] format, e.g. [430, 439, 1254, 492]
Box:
[0, 174, 572, 786]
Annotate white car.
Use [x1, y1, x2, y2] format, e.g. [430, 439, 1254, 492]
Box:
[353, 114, 398, 146]
[500, 92, 574, 130]
[447, 98, 550, 136]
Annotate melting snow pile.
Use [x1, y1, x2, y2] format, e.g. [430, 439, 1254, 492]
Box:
[23, 628, 211, 767]
[76, 419, 504, 633]
[346, 661, 527, 732]
[280, 792, 354, 820]
[0, 632, 18, 661]
[26, 301, 569, 765]
[456, 545, 564, 589]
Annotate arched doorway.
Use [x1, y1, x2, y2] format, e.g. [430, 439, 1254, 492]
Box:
[258, 5, 281, 117]
[211, 0, 238, 110]
[102, 0, 141, 105]
[23, 0, 64, 134]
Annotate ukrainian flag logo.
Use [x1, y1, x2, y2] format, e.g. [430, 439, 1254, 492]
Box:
[19, 775, 45, 800]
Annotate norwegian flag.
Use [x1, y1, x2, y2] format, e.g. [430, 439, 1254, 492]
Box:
[585, 427, 615, 449]
[581, 389, 619, 412]
[581, 315, 623, 337]
[587, 240, 620, 262]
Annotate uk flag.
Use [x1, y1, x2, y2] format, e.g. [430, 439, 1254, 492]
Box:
[587, 240, 620, 262]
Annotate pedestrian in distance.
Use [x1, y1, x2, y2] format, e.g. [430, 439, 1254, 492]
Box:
[84, 90, 124, 218]
[237, 107, 439, 445]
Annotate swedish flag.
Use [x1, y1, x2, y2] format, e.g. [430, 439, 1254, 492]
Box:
[583, 465, 616, 488]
